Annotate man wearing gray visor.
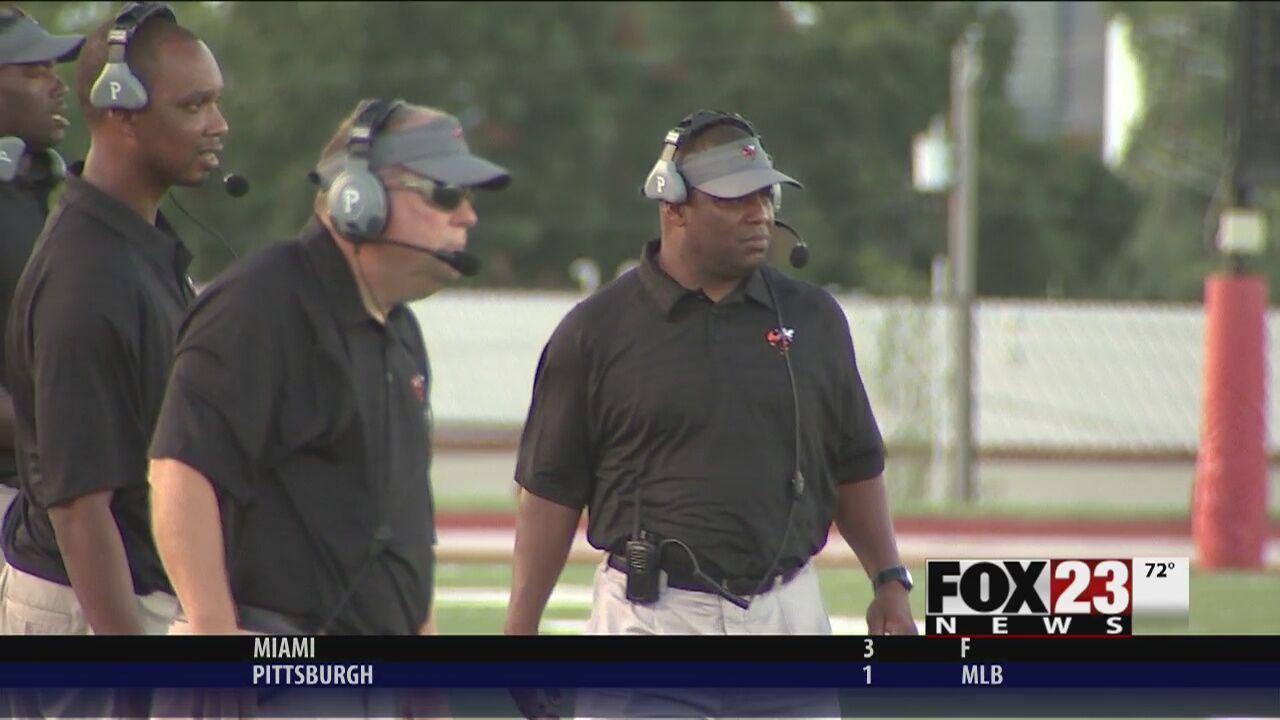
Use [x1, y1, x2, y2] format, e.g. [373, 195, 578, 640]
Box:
[509, 108, 913, 717]
[0, 6, 83, 558]
[147, 98, 506, 715]
[148, 97, 507, 638]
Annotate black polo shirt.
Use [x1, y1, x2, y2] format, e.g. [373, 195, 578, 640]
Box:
[516, 238, 885, 582]
[149, 220, 436, 635]
[2, 173, 194, 595]
[0, 152, 61, 485]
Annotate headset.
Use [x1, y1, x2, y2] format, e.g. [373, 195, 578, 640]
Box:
[0, 136, 65, 184]
[642, 109, 810, 268]
[314, 98, 484, 277]
[642, 109, 782, 213]
[88, 2, 176, 111]
[323, 97, 406, 243]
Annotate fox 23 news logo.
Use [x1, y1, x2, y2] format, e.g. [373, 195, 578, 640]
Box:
[926, 559, 1133, 637]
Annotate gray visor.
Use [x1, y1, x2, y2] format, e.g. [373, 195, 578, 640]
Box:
[316, 115, 510, 190]
[679, 137, 802, 199]
[376, 115, 515, 189]
[0, 14, 84, 64]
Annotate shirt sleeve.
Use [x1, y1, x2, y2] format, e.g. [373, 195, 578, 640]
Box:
[514, 310, 595, 509]
[827, 295, 886, 484]
[27, 287, 147, 507]
[148, 278, 288, 504]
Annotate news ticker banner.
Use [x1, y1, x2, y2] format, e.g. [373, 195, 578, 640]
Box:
[1, 637, 1276, 717]
[0, 637, 1272, 689]
[925, 557, 1189, 637]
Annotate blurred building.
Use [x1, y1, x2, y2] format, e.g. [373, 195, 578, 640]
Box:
[992, 1, 1108, 148]
[989, 1, 1143, 165]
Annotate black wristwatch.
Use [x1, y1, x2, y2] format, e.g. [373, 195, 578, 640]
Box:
[874, 565, 913, 592]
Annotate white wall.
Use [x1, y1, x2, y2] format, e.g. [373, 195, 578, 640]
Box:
[411, 291, 1273, 454]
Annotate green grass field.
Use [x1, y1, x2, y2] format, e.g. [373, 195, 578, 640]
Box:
[433, 561, 1280, 635]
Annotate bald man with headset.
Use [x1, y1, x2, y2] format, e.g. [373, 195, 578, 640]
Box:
[1, 1, 227, 639]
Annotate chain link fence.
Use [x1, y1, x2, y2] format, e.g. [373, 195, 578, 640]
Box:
[414, 291, 1275, 505]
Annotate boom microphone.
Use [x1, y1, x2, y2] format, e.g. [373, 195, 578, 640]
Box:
[431, 249, 483, 277]
[380, 238, 483, 277]
[223, 172, 250, 198]
[774, 219, 809, 269]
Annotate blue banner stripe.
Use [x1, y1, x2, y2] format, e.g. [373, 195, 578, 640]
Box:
[0, 662, 1276, 689]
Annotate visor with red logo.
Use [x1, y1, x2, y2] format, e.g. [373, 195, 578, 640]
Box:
[679, 137, 803, 199]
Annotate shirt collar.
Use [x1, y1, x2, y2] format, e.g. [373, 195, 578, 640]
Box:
[301, 218, 374, 328]
[636, 238, 774, 318]
[61, 174, 192, 276]
[300, 217, 410, 329]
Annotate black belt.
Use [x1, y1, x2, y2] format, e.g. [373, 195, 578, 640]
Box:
[607, 553, 804, 598]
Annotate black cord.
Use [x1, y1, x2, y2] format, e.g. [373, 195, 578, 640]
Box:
[658, 538, 750, 610]
[351, 244, 390, 321]
[313, 247, 399, 634]
[625, 267, 805, 609]
[166, 190, 239, 260]
[747, 268, 803, 598]
[632, 474, 642, 542]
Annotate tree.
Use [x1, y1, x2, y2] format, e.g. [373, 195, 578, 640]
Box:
[28, 1, 1142, 299]
[1105, 1, 1280, 301]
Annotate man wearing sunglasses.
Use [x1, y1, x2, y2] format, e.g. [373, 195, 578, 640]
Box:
[146, 98, 507, 717]
[147, 99, 508, 646]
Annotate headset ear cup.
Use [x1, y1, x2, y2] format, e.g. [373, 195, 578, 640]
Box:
[327, 166, 388, 242]
[0, 136, 26, 182]
[90, 62, 149, 110]
[643, 159, 686, 204]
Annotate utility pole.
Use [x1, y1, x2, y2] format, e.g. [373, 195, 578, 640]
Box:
[948, 26, 982, 503]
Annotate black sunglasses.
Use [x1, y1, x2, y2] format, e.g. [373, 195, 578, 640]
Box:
[387, 177, 473, 212]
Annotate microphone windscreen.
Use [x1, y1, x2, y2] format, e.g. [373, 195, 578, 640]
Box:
[436, 250, 482, 277]
[789, 242, 810, 269]
[223, 173, 250, 198]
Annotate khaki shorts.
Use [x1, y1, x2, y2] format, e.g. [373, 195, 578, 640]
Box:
[0, 563, 178, 635]
[0, 485, 16, 575]
[0, 564, 179, 719]
[575, 558, 840, 719]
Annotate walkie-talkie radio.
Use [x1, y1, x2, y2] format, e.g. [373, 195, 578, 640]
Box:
[624, 531, 661, 604]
